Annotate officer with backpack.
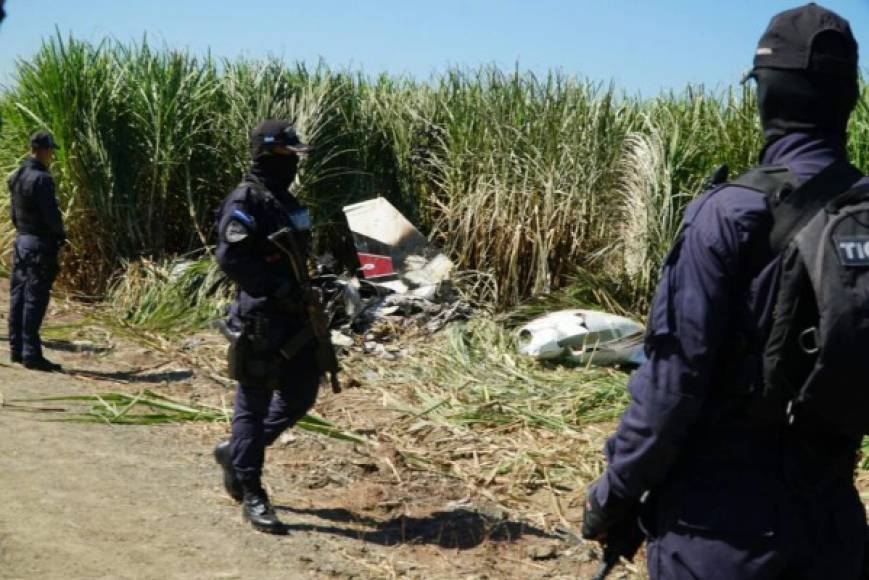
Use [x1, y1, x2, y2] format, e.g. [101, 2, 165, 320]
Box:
[581, 4, 867, 579]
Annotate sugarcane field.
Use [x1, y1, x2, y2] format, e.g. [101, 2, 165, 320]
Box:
[1, 2, 868, 580]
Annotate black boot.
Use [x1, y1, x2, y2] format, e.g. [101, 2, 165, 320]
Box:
[10, 352, 22, 364]
[213, 440, 243, 502]
[23, 356, 61, 372]
[241, 487, 285, 534]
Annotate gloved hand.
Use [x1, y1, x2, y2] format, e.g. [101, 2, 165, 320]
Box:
[583, 477, 646, 580]
[581, 477, 635, 541]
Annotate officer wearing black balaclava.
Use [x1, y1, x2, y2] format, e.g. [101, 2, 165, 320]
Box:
[750, 3, 859, 149]
[582, 4, 868, 579]
[212, 120, 321, 534]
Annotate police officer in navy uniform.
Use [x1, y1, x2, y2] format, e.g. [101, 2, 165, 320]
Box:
[582, 5, 867, 579]
[8, 131, 64, 372]
[212, 120, 321, 533]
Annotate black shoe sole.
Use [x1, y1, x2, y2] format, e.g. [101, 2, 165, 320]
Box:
[245, 516, 288, 535]
[22, 363, 61, 372]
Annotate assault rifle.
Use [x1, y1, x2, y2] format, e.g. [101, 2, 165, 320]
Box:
[268, 227, 342, 394]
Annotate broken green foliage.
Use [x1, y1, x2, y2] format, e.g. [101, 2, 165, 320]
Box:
[12, 390, 367, 444]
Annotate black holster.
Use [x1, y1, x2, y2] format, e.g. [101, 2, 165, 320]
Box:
[215, 316, 287, 389]
[214, 319, 249, 382]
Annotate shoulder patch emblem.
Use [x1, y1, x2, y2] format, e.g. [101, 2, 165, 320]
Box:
[224, 220, 250, 243]
[223, 209, 257, 243]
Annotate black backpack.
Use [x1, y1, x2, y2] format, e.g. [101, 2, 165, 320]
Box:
[728, 160, 869, 437]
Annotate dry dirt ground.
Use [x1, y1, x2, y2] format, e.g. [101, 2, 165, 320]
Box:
[0, 286, 612, 580]
[2, 287, 864, 580]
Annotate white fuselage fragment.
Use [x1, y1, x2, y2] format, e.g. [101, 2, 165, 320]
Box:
[516, 309, 646, 367]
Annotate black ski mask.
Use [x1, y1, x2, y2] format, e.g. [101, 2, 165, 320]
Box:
[251, 152, 299, 193]
[248, 119, 310, 193]
[756, 68, 858, 141]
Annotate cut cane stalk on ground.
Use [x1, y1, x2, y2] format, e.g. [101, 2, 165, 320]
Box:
[9, 391, 366, 443]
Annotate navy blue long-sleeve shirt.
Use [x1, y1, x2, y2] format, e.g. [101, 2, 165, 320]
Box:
[215, 173, 312, 328]
[597, 132, 868, 506]
[8, 157, 65, 241]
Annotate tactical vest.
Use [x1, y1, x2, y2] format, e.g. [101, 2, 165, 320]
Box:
[9, 166, 53, 237]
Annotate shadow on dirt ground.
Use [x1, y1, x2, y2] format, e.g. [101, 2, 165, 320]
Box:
[63, 367, 194, 383]
[277, 506, 557, 549]
[42, 338, 114, 353]
[0, 335, 113, 354]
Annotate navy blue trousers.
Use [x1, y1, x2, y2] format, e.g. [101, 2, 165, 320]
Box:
[644, 464, 865, 579]
[8, 237, 58, 360]
[230, 365, 320, 486]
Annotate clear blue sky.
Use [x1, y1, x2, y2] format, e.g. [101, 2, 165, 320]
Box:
[1, 0, 868, 96]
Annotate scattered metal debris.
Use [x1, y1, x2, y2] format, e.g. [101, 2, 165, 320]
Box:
[313, 198, 472, 360]
[343, 197, 455, 294]
[516, 309, 646, 367]
[334, 200, 645, 370]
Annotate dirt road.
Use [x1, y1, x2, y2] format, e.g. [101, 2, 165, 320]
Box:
[0, 291, 864, 580]
[0, 362, 589, 580]
[1, 362, 279, 580]
[0, 298, 600, 580]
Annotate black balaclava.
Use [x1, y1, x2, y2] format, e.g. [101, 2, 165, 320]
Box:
[750, 4, 859, 143]
[248, 119, 310, 195]
[756, 68, 858, 140]
[251, 153, 298, 194]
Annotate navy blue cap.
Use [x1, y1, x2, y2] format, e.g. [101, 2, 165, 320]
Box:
[30, 130, 59, 150]
[752, 3, 858, 77]
[250, 120, 312, 156]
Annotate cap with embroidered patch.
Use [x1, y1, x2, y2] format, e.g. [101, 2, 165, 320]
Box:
[250, 119, 312, 157]
[751, 3, 858, 78]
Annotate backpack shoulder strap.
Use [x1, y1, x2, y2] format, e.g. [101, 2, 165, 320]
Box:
[728, 161, 863, 253]
[730, 164, 799, 202]
[767, 161, 863, 253]
[825, 181, 869, 212]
